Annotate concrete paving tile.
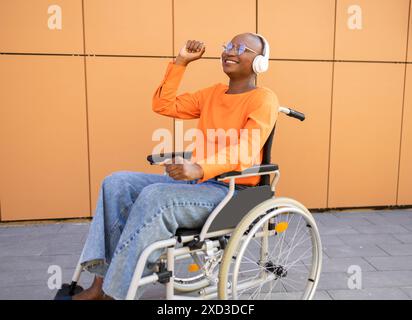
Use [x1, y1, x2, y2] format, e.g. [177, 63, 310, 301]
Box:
[0, 285, 54, 300]
[352, 224, 410, 234]
[0, 255, 80, 272]
[361, 271, 412, 288]
[327, 287, 409, 300]
[364, 215, 412, 226]
[323, 244, 388, 258]
[0, 268, 94, 300]
[377, 210, 412, 218]
[313, 290, 333, 300]
[0, 234, 30, 244]
[27, 232, 85, 244]
[376, 243, 412, 256]
[365, 256, 412, 271]
[312, 214, 346, 224]
[81, 232, 89, 243]
[0, 268, 50, 287]
[330, 211, 383, 219]
[320, 271, 412, 291]
[0, 234, 84, 258]
[0, 239, 47, 257]
[393, 234, 412, 244]
[313, 214, 374, 227]
[334, 218, 375, 227]
[39, 239, 84, 256]
[337, 234, 401, 246]
[316, 257, 376, 273]
[59, 223, 91, 234]
[316, 272, 351, 290]
[0, 224, 63, 236]
[1, 210, 411, 300]
[318, 235, 346, 246]
[317, 224, 359, 236]
[400, 287, 412, 299]
[0, 229, 27, 240]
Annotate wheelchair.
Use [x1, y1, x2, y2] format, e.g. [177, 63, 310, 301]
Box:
[56, 106, 322, 300]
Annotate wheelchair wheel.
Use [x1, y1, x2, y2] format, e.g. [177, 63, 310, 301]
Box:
[218, 197, 322, 300]
[172, 247, 222, 292]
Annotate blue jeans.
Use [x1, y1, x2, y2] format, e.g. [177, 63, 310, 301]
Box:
[79, 171, 237, 300]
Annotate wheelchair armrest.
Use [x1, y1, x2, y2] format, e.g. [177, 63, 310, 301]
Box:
[147, 151, 193, 165]
[215, 164, 279, 180]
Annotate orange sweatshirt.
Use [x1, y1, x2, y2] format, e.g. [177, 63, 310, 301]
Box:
[152, 61, 279, 186]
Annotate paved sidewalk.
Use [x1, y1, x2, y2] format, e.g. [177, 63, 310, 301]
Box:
[1, 209, 412, 300]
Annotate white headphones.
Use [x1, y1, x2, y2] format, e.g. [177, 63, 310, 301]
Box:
[250, 33, 270, 74]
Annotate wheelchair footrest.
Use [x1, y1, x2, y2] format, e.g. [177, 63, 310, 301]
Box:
[156, 262, 173, 284]
[157, 271, 173, 284]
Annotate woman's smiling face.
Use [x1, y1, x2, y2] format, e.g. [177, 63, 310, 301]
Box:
[221, 33, 263, 78]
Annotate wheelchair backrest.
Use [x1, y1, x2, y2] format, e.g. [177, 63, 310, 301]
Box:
[258, 124, 276, 186]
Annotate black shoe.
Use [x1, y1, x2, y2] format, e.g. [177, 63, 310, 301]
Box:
[54, 283, 84, 300]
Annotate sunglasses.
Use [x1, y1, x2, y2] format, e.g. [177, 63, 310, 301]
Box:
[222, 41, 258, 56]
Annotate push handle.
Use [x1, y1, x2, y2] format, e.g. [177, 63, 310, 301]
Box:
[279, 106, 305, 121]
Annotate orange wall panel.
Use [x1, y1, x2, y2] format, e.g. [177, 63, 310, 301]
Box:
[84, 0, 173, 56]
[329, 63, 404, 207]
[1, 1, 411, 222]
[0, 0, 84, 54]
[260, 61, 333, 209]
[408, 1, 412, 63]
[398, 65, 412, 205]
[86, 57, 174, 213]
[258, 0, 335, 60]
[335, 0, 409, 61]
[0, 55, 90, 221]
[174, 0, 256, 58]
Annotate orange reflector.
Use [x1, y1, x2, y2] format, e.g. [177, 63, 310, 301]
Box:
[275, 221, 289, 233]
[188, 264, 200, 272]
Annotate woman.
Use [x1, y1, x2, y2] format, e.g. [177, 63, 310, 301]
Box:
[72, 32, 279, 300]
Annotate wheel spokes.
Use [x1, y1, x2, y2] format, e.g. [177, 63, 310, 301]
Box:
[229, 210, 316, 300]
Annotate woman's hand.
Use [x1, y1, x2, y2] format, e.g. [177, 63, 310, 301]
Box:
[174, 40, 206, 66]
[162, 156, 204, 181]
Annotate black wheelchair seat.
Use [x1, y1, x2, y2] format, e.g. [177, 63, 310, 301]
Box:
[175, 184, 275, 240]
[175, 227, 202, 237]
